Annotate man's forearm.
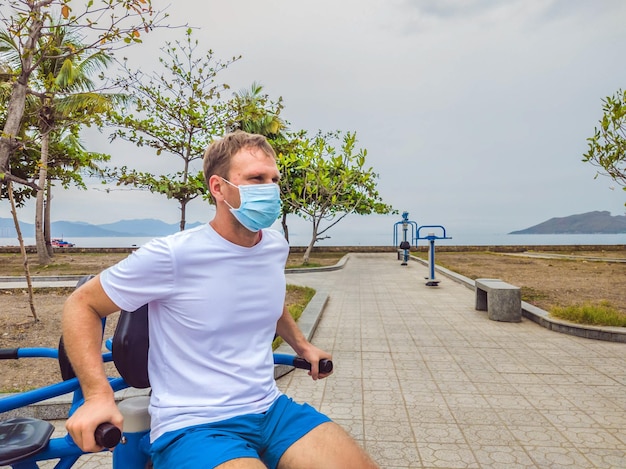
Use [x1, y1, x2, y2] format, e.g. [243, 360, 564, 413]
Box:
[275, 305, 309, 355]
[276, 304, 332, 380]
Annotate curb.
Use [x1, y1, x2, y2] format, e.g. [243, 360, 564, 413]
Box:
[0, 275, 86, 283]
[410, 255, 626, 343]
[284, 254, 349, 273]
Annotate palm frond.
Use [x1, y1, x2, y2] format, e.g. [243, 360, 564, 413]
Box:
[0, 30, 21, 71]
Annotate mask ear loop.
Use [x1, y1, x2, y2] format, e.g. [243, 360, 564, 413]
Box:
[220, 177, 237, 188]
[220, 177, 241, 210]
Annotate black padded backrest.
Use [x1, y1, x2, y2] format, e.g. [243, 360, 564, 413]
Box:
[112, 304, 150, 389]
[58, 275, 96, 381]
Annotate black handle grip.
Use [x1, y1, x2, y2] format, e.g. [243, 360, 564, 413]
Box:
[292, 357, 333, 374]
[319, 359, 333, 374]
[0, 348, 19, 360]
[95, 423, 121, 448]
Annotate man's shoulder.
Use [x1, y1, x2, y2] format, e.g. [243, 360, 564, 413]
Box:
[133, 224, 211, 258]
[162, 224, 210, 245]
[257, 230, 289, 265]
[261, 229, 289, 248]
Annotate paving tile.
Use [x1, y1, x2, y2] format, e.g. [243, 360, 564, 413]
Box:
[483, 393, 534, 410]
[541, 409, 600, 428]
[559, 426, 623, 447]
[461, 424, 517, 446]
[473, 445, 538, 468]
[497, 408, 553, 427]
[522, 445, 596, 468]
[507, 425, 570, 447]
[364, 418, 416, 443]
[366, 440, 422, 467]
[584, 448, 626, 469]
[406, 404, 456, 425]
[417, 442, 480, 468]
[411, 422, 466, 444]
[443, 393, 491, 409]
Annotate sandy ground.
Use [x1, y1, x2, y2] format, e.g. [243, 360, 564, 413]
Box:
[426, 250, 626, 313]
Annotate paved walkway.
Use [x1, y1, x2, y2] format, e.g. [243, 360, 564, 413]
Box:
[282, 254, 625, 468]
[2, 253, 625, 468]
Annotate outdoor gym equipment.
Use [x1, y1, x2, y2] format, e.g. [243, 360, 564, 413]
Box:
[0, 277, 333, 469]
[416, 225, 452, 286]
[392, 211, 418, 266]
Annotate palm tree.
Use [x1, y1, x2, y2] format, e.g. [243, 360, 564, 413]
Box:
[230, 81, 285, 138]
[2, 22, 120, 263]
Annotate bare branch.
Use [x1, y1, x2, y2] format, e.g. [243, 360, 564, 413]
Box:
[1, 172, 42, 190]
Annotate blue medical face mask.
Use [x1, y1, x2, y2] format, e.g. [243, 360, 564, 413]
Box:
[221, 177, 282, 232]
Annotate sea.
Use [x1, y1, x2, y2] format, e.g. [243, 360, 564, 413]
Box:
[1, 232, 625, 248]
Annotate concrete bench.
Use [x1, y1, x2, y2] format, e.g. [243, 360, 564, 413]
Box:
[475, 278, 521, 322]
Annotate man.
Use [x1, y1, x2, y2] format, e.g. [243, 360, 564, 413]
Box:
[63, 131, 379, 468]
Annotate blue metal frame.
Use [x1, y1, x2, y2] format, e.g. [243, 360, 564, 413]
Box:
[393, 211, 418, 265]
[416, 225, 452, 286]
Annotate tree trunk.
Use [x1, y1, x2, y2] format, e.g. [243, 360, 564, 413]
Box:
[302, 222, 319, 264]
[281, 213, 289, 242]
[0, 80, 29, 176]
[0, 8, 44, 178]
[180, 199, 187, 231]
[7, 182, 38, 321]
[45, 180, 53, 257]
[303, 237, 316, 265]
[35, 131, 52, 265]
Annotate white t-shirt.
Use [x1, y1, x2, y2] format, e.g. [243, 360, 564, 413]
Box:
[100, 224, 289, 441]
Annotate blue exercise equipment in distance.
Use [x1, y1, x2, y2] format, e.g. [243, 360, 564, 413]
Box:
[392, 211, 418, 266]
[393, 212, 452, 286]
[416, 225, 452, 286]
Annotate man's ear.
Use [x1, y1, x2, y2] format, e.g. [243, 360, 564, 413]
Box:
[209, 175, 224, 202]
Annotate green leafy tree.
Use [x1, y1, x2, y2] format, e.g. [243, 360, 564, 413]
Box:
[272, 129, 307, 242]
[108, 28, 239, 231]
[0, 0, 163, 189]
[584, 89, 626, 204]
[279, 130, 396, 263]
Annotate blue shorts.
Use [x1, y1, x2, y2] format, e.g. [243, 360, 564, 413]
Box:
[149, 395, 331, 469]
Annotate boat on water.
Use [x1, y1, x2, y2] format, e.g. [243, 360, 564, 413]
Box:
[51, 238, 75, 248]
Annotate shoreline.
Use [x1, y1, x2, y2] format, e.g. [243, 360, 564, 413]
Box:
[1, 244, 625, 254]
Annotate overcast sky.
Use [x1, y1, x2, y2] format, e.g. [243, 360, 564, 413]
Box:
[5, 0, 626, 244]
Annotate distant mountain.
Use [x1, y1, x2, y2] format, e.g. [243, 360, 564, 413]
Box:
[97, 219, 203, 236]
[509, 211, 626, 234]
[0, 218, 203, 238]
